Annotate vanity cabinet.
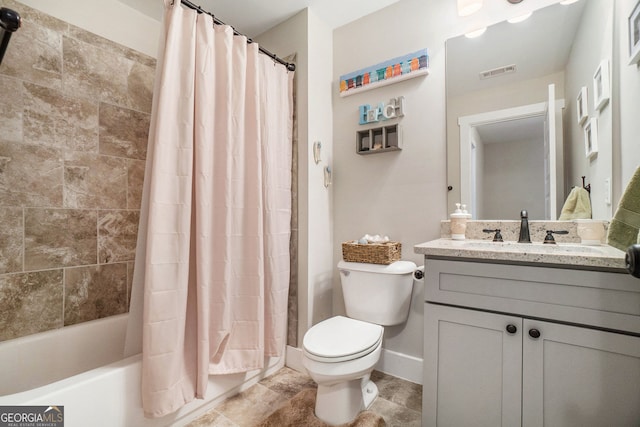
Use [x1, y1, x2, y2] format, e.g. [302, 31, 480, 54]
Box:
[422, 259, 640, 427]
[424, 305, 522, 426]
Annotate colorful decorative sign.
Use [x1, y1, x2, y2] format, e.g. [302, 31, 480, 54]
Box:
[359, 97, 405, 125]
[339, 49, 429, 97]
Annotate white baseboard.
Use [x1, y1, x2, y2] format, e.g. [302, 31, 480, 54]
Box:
[285, 345, 422, 385]
[377, 348, 422, 385]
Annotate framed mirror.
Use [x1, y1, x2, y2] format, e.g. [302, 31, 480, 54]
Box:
[446, 0, 614, 220]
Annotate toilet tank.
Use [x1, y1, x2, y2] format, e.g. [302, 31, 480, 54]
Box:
[338, 260, 416, 326]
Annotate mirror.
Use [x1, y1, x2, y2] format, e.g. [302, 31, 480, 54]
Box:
[446, 0, 614, 220]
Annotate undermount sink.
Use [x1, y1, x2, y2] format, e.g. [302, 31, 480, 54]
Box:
[458, 240, 608, 255]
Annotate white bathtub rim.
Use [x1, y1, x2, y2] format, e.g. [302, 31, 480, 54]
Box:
[0, 353, 141, 405]
[0, 352, 285, 426]
[0, 314, 129, 396]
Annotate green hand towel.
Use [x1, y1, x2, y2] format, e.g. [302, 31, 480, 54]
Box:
[559, 187, 592, 220]
[607, 166, 640, 251]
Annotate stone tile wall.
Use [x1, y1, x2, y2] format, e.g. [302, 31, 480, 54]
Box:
[0, 0, 155, 341]
[285, 53, 299, 348]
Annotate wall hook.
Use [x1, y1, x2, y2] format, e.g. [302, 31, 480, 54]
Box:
[324, 166, 332, 188]
[313, 141, 322, 164]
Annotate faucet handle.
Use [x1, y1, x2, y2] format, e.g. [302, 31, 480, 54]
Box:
[520, 210, 528, 219]
[543, 230, 569, 244]
[482, 228, 504, 242]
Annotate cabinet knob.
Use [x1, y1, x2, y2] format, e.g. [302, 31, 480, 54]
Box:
[528, 329, 541, 339]
[505, 324, 517, 334]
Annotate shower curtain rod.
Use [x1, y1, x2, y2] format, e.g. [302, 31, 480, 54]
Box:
[180, 0, 296, 72]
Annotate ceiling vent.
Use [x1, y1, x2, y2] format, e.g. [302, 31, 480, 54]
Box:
[479, 64, 517, 80]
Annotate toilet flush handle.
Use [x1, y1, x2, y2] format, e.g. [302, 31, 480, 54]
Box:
[339, 269, 350, 277]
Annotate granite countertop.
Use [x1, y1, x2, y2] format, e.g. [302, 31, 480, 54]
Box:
[414, 238, 628, 272]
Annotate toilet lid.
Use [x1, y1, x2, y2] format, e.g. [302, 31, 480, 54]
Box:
[303, 316, 383, 362]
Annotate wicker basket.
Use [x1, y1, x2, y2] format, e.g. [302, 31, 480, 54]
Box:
[341, 241, 401, 265]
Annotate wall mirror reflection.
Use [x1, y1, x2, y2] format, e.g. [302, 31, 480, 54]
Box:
[446, 0, 614, 220]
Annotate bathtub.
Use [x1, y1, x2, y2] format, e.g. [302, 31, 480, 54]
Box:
[0, 314, 284, 426]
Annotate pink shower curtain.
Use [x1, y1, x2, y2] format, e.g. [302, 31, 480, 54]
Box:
[130, 1, 294, 417]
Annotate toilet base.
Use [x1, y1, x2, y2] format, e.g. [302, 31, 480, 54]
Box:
[314, 376, 379, 425]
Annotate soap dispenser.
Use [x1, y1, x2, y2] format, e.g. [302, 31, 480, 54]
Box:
[450, 203, 470, 240]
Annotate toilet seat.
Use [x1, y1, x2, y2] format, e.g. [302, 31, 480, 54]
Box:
[303, 316, 383, 363]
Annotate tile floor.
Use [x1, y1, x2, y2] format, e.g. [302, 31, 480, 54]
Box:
[186, 367, 422, 427]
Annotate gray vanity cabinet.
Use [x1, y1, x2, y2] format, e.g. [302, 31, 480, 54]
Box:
[424, 304, 523, 426]
[522, 319, 640, 426]
[423, 259, 640, 427]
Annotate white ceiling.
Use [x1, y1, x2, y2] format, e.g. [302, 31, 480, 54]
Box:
[446, 1, 586, 98]
[476, 115, 544, 145]
[118, 0, 400, 36]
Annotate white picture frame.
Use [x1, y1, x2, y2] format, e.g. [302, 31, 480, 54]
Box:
[629, 0, 640, 65]
[584, 117, 598, 160]
[576, 86, 588, 124]
[592, 60, 610, 111]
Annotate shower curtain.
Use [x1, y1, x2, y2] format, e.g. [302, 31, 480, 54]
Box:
[126, 0, 294, 418]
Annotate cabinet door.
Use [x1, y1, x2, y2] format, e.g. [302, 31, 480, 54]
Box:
[522, 320, 640, 427]
[424, 304, 522, 427]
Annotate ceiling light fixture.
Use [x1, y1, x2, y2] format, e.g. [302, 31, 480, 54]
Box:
[559, 0, 580, 4]
[507, 11, 532, 23]
[465, 27, 487, 38]
[457, 0, 483, 17]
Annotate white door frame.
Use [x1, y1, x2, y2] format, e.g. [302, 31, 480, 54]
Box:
[458, 99, 564, 219]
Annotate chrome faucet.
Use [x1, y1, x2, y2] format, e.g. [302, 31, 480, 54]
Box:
[518, 210, 531, 243]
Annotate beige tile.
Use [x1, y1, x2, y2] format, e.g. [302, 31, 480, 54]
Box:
[99, 103, 150, 160]
[0, 270, 64, 341]
[23, 82, 99, 152]
[0, 76, 23, 143]
[63, 152, 128, 209]
[0, 1, 156, 339]
[371, 371, 422, 412]
[98, 210, 139, 264]
[287, 230, 298, 347]
[66, 25, 156, 69]
[64, 263, 128, 326]
[185, 410, 237, 427]
[62, 36, 128, 106]
[258, 367, 316, 400]
[127, 62, 155, 114]
[24, 208, 97, 270]
[369, 397, 422, 427]
[62, 36, 154, 113]
[189, 367, 423, 427]
[127, 159, 146, 210]
[215, 383, 288, 427]
[0, 207, 23, 274]
[2, 0, 69, 34]
[0, 10, 63, 90]
[0, 141, 64, 207]
[126, 261, 134, 308]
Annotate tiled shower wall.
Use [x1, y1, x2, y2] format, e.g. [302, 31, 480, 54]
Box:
[0, 1, 300, 349]
[0, 0, 155, 341]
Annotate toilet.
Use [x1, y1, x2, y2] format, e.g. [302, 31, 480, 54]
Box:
[302, 260, 417, 425]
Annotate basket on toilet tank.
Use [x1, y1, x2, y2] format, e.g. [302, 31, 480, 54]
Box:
[341, 241, 401, 264]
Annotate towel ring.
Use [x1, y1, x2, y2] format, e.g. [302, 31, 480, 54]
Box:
[581, 176, 591, 194]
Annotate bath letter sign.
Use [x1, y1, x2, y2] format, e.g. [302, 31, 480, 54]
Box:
[359, 96, 405, 125]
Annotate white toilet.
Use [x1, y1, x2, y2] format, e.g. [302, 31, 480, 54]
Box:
[302, 260, 417, 425]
